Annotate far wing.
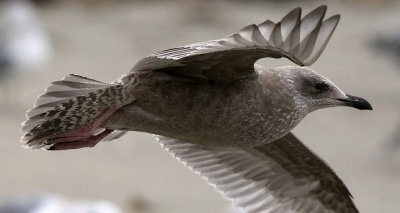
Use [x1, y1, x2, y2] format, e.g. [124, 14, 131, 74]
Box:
[133, 6, 340, 82]
[156, 133, 358, 213]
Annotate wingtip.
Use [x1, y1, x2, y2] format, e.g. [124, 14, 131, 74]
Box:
[324, 14, 341, 30]
[283, 7, 302, 22]
[317, 5, 328, 11]
[331, 14, 341, 22]
[310, 5, 328, 17]
[290, 7, 302, 15]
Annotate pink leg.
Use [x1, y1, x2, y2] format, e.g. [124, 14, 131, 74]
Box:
[48, 130, 113, 150]
[49, 136, 89, 144]
[45, 108, 117, 150]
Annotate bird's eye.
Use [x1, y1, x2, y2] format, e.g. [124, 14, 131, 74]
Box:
[314, 82, 328, 91]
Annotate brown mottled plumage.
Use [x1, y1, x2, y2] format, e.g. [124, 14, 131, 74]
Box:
[21, 74, 135, 149]
[21, 6, 372, 212]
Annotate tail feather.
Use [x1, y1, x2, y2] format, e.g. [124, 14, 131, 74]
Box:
[21, 74, 110, 134]
[21, 74, 131, 149]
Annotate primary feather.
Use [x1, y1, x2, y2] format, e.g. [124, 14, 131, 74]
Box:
[132, 6, 339, 82]
[156, 133, 358, 213]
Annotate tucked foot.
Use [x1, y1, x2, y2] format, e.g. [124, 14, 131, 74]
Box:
[43, 108, 118, 150]
[47, 129, 113, 150]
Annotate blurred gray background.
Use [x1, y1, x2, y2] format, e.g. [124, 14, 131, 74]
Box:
[1, 0, 400, 212]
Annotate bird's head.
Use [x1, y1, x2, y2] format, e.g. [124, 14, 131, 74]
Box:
[276, 66, 372, 112]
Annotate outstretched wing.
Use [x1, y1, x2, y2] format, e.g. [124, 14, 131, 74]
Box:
[133, 5, 340, 82]
[156, 133, 358, 213]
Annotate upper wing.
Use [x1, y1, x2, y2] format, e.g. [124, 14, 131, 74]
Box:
[133, 5, 340, 82]
[156, 133, 358, 213]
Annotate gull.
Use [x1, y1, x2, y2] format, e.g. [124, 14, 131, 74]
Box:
[0, 0, 51, 78]
[0, 194, 122, 213]
[21, 5, 372, 213]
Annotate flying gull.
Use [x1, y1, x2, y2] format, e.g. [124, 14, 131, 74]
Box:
[21, 5, 372, 213]
[0, 194, 122, 213]
[0, 0, 51, 78]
